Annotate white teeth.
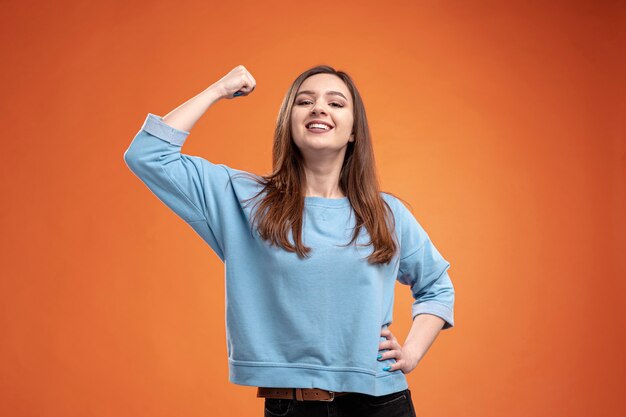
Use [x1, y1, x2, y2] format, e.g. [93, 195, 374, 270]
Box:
[307, 123, 331, 130]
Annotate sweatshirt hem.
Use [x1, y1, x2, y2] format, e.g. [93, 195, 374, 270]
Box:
[228, 358, 409, 396]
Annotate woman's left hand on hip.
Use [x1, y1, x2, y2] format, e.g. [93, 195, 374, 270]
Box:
[378, 328, 419, 374]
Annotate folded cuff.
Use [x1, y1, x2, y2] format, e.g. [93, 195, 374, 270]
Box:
[412, 301, 454, 329]
[141, 113, 190, 146]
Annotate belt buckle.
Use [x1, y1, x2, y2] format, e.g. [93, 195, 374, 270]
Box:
[318, 391, 335, 402]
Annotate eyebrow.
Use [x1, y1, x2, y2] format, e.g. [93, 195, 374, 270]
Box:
[296, 90, 348, 101]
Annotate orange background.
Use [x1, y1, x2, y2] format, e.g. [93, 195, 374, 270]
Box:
[1, 0, 624, 416]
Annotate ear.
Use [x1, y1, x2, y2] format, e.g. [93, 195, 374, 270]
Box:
[349, 133, 355, 142]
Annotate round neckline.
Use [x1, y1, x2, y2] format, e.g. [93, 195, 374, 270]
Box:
[304, 195, 350, 207]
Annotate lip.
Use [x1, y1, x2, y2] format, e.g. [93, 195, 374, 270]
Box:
[306, 127, 332, 134]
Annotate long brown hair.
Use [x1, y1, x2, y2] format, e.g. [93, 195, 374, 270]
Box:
[233, 65, 408, 265]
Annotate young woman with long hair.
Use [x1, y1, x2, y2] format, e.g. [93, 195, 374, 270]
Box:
[124, 64, 455, 417]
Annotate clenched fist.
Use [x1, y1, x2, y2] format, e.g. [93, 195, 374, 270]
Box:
[212, 65, 257, 99]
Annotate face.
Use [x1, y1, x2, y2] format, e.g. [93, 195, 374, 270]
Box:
[290, 73, 355, 157]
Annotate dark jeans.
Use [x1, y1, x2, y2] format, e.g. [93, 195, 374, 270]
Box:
[263, 388, 416, 417]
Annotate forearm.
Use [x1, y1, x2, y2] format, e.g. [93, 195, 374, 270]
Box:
[402, 313, 445, 364]
[161, 83, 224, 133]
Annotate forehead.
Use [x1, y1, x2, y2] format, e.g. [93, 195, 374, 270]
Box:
[298, 73, 350, 98]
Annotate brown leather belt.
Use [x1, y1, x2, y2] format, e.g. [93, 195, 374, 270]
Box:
[257, 387, 350, 402]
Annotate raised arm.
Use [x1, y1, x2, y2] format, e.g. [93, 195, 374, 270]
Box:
[122, 65, 257, 260]
[159, 64, 257, 132]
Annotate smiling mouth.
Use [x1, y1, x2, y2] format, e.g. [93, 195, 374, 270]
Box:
[306, 123, 334, 133]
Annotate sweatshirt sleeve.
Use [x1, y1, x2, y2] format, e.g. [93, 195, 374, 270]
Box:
[395, 203, 455, 329]
[122, 113, 231, 261]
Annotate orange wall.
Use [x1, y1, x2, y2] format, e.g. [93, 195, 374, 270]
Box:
[1, 1, 624, 416]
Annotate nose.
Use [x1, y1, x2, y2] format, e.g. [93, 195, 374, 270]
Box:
[310, 102, 328, 115]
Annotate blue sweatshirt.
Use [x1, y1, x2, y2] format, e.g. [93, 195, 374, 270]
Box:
[123, 113, 455, 396]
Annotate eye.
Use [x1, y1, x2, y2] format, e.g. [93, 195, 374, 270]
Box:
[296, 100, 344, 108]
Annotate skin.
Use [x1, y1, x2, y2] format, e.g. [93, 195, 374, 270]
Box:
[290, 73, 355, 198]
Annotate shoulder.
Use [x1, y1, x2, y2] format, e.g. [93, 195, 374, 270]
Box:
[380, 192, 428, 236]
[380, 191, 398, 208]
[380, 191, 410, 219]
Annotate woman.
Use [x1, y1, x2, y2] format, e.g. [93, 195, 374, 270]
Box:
[124, 64, 455, 417]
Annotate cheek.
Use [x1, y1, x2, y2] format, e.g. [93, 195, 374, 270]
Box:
[290, 118, 305, 135]
[339, 117, 354, 134]
[290, 123, 303, 143]
[340, 113, 354, 127]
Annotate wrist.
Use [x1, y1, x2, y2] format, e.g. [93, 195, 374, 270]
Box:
[204, 83, 225, 102]
[402, 343, 422, 366]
